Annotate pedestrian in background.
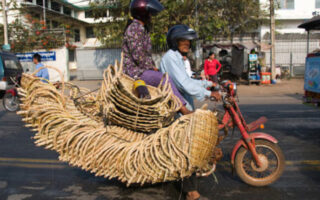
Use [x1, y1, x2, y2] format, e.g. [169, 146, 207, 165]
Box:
[33, 53, 49, 83]
[204, 52, 221, 83]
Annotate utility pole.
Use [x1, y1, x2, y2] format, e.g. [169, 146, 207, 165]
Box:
[194, 0, 201, 70]
[270, 0, 276, 80]
[1, 0, 9, 49]
[43, 0, 46, 25]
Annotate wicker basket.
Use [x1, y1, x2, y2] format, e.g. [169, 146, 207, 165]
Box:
[96, 59, 181, 133]
[17, 63, 218, 186]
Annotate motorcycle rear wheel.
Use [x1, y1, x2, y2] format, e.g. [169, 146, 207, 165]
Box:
[234, 139, 285, 186]
[3, 93, 19, 112]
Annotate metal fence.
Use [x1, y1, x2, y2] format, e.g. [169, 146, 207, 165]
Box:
[74, 34, 319, 79]
[263, 36, 320, 77]
[76, 48, 122, 80]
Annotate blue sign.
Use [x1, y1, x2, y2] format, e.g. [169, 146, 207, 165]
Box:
[249, 54, 258, 61]
[305, 57, 320, 93]
[16, 51, 56, 62]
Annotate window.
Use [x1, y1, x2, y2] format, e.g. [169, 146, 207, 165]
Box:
[36, 0, 43, 6]
[85, 10, 93, 18]
[85, 10, 107, 18]
[316, 0, 320, 8]
[51, 1, 60, 12]
[69, 49, 75, 62]
[74, 29, 80, 42]
[86, 27, 95, 38]
[36, 0, 48, 7]
[4, 59, 21, 70]
[277, 0, 294, 9]
[63, 6, 72, 16]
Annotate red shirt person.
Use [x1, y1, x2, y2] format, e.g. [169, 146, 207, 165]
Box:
[204, 52, 221, 83]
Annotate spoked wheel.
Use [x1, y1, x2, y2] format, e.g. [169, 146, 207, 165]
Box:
[234, 139, 285, 186]
[3, 93, 19, 112]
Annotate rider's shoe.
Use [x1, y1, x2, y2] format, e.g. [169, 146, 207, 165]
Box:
[195, 196, 210, 200]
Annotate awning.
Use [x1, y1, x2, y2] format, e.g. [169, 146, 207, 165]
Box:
[298, 15, 320, 31]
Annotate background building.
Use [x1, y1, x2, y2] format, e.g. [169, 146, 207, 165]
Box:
[260, 0, 320, 36]
[260, 0, 320, 76]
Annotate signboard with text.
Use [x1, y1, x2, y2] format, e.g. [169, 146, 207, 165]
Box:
[16, 51, 56, 62]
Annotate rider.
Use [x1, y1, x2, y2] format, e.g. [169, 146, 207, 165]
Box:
[160, 25, 221, 111]
[159, 25, 220, 200]
[122, 0, 192, 114]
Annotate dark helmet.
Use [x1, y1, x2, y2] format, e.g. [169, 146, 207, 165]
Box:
[130, 0, 164, 22]
[166, 25, 198, 50]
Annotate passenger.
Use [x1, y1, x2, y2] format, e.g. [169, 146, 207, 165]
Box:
[33, 53, 49, 83]
[159, 24, 221, 200]
[122, 0, 192, 114]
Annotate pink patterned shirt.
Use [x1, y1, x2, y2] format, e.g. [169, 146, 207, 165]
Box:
[122, 19, 155, 78]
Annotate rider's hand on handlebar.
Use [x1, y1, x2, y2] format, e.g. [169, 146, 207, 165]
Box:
[210, 91, 221, 101]
[53, 82, 60, 89]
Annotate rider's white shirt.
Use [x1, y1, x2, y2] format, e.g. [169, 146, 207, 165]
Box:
[160, 49, 212, 110]
[184, 59, 193, 77]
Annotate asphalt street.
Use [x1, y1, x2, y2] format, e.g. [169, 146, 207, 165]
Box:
[0, 80, 319, 200]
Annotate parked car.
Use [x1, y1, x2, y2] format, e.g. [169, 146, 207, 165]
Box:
[0, 51, 23, 96]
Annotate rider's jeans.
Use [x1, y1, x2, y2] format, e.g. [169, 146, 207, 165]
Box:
[182, 173, 198, 193]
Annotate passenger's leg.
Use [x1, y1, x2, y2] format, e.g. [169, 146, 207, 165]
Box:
[140, 70, 192, 114]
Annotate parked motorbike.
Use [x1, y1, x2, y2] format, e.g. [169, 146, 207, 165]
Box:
[207, 80, 285, 186]
[3, 76, 20, 112]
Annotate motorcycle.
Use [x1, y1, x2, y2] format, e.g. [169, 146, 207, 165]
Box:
[207, 80, 285, 186]
[3, 76, 20, 112]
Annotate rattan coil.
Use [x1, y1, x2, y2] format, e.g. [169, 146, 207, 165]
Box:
[18, 62, 218, 186]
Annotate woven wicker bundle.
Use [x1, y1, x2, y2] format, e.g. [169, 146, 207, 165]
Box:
[96, 60, 182, 133]
[17, 63, 219, 186]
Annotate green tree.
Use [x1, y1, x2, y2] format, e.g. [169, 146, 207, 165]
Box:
[90, 0, 265, 47]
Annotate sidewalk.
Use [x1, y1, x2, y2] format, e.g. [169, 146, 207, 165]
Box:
[70, 78, 305, 105]
[71, 79, 304, 95]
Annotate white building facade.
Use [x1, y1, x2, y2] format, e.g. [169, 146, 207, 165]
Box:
[259, 0, 320, 75]
[0, 0, 112, 48]
[260, 0, 320, 37]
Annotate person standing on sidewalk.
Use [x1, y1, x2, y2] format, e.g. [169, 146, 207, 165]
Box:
[204, 52, 221, 83]
[122, 0, 192, 114]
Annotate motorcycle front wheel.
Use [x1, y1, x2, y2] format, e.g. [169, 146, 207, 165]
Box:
[3, 93, 19, 112]
[234, 139, 285, 187]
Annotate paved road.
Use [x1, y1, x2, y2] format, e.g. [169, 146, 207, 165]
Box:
[0, 82, 319, 200]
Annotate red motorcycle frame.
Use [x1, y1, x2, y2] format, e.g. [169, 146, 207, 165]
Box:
[2, 76, 20, 112]
[211, 81, 285, 186]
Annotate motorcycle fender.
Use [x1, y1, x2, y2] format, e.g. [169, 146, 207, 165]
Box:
[230, 132, 278, 165]
[6, 89, 16, 96]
